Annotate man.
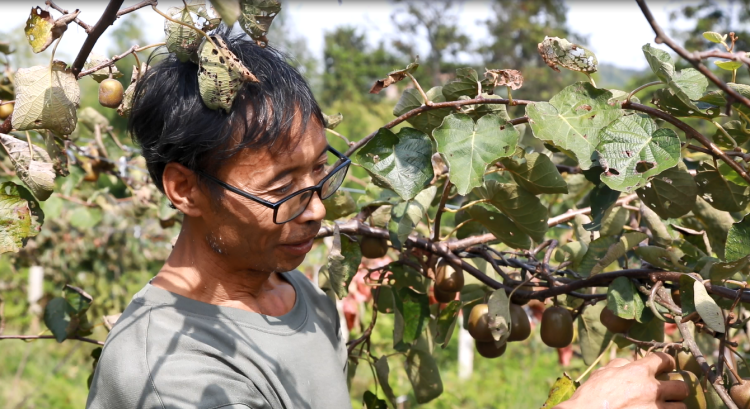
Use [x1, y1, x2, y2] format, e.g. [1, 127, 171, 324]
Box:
[87, 28, 689, 409]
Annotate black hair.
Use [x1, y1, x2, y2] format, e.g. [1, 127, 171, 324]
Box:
[128, 25, 324, 193]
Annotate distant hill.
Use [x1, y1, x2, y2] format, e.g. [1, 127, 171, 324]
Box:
[595, 63, 646, 89]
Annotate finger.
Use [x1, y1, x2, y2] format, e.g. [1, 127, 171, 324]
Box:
[657, 402, 687, 409]
[657, 380, 690, 402]
[641, 351, 677, 375]
[605, 358, 630, 368]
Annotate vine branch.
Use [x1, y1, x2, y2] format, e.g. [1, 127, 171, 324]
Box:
[71, 0, 125, 78]
[0, 334, 104, 346]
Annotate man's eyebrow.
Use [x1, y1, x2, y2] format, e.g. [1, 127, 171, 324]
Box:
[261, 145, 329, 189]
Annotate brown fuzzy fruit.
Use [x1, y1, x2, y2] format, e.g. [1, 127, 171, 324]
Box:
[99, 79, 124, 109]
[656, 371, 706, 409]
[674, 350, 702, 377]
[435, 260, 464, 293]
[359, 236, 388, 259]
[467, 303, 494, 342]
[475, 340, 507, 358]
[0, 102, 13, 120]
[540, 306, 574, 348]
[508, 304, 531, 342]
[599, 307, 635, 334]
[433, 287, 456, 303]
[730, 379, 750, 409]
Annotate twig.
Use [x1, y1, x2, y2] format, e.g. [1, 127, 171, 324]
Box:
[347, 285, 381, 355]
[432, 180, 452, 242]
[45, 0, 92, 32]
[406, 72, 432, 106]
[71, 0, 126, 78]
[325, 128, 352, 147]
[0, 334, 104, 346]
[635, 0, 750, 110]
[93, 124, 109, 159]
[626, 81, 664, 102]
[78, 42, 164, 78]
[116, 0, 158, 17]
[617, 334, 681, 351]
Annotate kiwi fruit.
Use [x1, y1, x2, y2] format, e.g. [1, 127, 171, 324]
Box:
[730, 379, 750, 409]
[656, 370, 707, 409]
[508, 304, 531, 342]
[675, 350, 702, 377]
[359, 236, 388, 258]
[0, 102, 13, 120]
[99, 78, 124, 108]
[435, 260, 464, 293]
[467, 303, 494, 342]
[599, 307, 635, 334]
[433, 287, 456, 303]
[475, 340, 507, 358]
[540, 306, 574, 348]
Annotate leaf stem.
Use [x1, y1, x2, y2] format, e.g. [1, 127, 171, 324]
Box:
[439, 218, 474, 241]
[406, 72, 432, 106]
[626, 81, 664, 102]
[325, 128, 352, 147]
[441, 199, 488, 213]
[712, 120, 738, 149]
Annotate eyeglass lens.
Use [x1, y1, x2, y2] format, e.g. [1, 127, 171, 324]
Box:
[276, 163, 349, 223]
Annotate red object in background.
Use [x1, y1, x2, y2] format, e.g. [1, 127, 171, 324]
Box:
[340, 256, 392, 331]
[665, 322, 677, 336]
[557, 344, 574, 366]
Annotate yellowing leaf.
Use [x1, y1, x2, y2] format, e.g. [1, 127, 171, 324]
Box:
[12, 61, 80, 135]
[198, 36, 258, 113]
[715, 60, 743, 71]
[238, 0, 281, 47]
[0, 181, 44, 254]
[24, 7, 80, 54]
[541, 373, 578, 408]
[0, 133, 56, 201]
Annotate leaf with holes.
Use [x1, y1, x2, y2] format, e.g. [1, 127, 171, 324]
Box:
[370, 61, 419, 94]
[12, 61, 80, 135]
[642, 44, 708, 110]
[198, 36, 258, 113]
[24, 7, 78, 53]
[537, 37, 598, 73]
[393, 86, 452, 134]
[210, 0, 241, 25]
[500, 151, 568, 195]
[164, 5, 202, 62]
[695, 163, 750, 212]
[0, 182, 44, 254]
[597, 114, 681, 193]
[527, 82, 622, 169]
[0, 133, 55, 200]
[388, 186, 437, 249]
[83, 53, 124, 83]
[353, 127, 433, 201]
[433, 113, 518, 195]
[636, 162, 697, 218]
[238, 0, 281, 47]
[467, 203, 531, 249]
[476, 181, 549, 243]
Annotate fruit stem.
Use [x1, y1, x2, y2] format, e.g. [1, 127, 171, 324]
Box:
[576, 339, 614, 383]
[724, 354, 744, 385]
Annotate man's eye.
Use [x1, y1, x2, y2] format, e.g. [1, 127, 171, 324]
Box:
[273, 183, 293, 195]
[314, 163, 326, 174]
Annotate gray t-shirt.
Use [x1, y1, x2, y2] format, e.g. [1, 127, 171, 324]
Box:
[86, 270, 351, 409]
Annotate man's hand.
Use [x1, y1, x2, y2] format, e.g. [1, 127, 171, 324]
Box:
[554, 352, 690, 409]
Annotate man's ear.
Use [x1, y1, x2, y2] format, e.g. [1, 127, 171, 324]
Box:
[162, 163, 204, 217]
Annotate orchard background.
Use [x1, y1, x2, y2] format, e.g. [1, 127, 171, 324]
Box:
[2, 0, 750, 408]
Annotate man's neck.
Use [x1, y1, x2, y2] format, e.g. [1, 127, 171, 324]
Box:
[151, 221, 296, 316]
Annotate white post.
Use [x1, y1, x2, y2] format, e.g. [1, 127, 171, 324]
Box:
[28, 265, 44, 333]
[457, 314, 474, 380]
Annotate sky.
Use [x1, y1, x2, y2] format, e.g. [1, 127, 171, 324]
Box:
[0, 1, 715, 71]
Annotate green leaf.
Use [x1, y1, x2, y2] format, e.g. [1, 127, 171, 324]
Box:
[651, 88, 720, 120]
[500, 151, 568, 195]
[0, 133, 56, 201]
[703, 31, 726, 43]
[164, 5, 202, 62]
[433, 113, 518, 195]
[323, 189, 356, 221]
[374, 357, 398, 407]
[583, 183, 621, 231]
[356, 184, 401, 208]
[599, 206, 628, 237]
[388, 186, 437, 249]
[389, 263, 429, 294]
[679, 274, 698, 317]
[43, 297, 73, 342]
[635, 246, 690, 272]
[210, 0, 241, 25]
[636, 163, 697, 218]
[459, 93, 510, 121]
[694, 279, 726, 333]
[198, 36, 257, 113]
[695, 163, 750, 212]
[476, 181, 549, 243]
[0, 182, 44, 254]
[639, 202, 673, 246]
[435, 301, 461, 348]
[393, 287, 430, 348]
[606, 276, 647, 321]
[442, 68, 492, 101]
[597, 114, 681, 192]
[578, 302, 614, 365]
[467, 204, 531, 249]
[69, 207, 102, 230]
[538, 37, 598, 73]
[64, 284, 93, 316]
[715, 60, 743, 71]
[719, 160, 750, 187]
[362, 391, 387, 409]
[556, 241, 588, 271]
[393, 86, 452, 134]
[405, 335, 443, 403]
[487, 288, 511, 342]
[354, 127, 433, 201]
[579, 232, 647, 276]
[642, 44, 708, 110]
[626, 315, 664, 344]
[526, 82, 622, 169]
[540, 373, 579, 408]
[693, 196, 734, 260]
[726, 214, 750, 262]
[238, 0, 282, 47]
[12, 61, 80, 136]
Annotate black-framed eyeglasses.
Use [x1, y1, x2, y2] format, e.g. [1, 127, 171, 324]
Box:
[197, 146, 351, 224]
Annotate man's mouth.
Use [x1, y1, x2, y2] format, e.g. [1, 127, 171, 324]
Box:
[280, 235, 317, 256]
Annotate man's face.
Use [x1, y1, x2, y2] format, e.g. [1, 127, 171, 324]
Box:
[197, 116, 329, 273]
